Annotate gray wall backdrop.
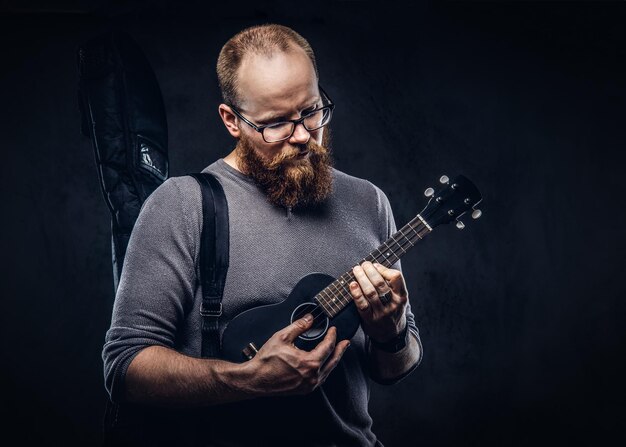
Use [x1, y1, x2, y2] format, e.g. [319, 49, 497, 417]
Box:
[2, 2, 625, 446]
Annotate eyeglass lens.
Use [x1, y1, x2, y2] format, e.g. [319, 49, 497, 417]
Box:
[263, 107, 333, 142]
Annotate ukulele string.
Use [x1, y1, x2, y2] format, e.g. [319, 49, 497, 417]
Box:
[304, 222, 429, 329]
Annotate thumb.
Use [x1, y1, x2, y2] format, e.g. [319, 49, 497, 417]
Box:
[279, 313, 314, 343]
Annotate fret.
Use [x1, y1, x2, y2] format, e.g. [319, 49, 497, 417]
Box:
[328, 292, 341, 311]
[339, 273, 355, 291]
[336, 276, 351, 294]
[332, 289, 347, 311]
[327, 283, 345, 309]
[371, 247, 384, 265]
[408, 223, 423, 240]
[314, 295, 333, 317]
[380, 247, 396, 266]
[322, 282, 350, 315]
[335, 281, 351, 299]
[377, 243, 394, 265]
[388, 234, 407, 255]
[320, 289, 340, 314]
[322, 292, 337, 315]
[398, 228, 414, 247]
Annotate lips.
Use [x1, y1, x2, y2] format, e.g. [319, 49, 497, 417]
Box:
[283, 149, 310, 164]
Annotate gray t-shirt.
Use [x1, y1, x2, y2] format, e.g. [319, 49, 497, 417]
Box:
[103, 158, 420, 446]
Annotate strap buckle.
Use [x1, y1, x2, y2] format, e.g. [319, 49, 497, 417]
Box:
[200, 302, 223, 317]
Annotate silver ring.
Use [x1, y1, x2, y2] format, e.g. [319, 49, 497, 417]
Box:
[379, 290, 392, 305]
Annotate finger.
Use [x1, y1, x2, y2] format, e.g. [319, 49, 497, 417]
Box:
[349, 280, 371, 312]
[319, 340, 350, 382]
[352, 264, 380, 306]
[361, 261, 393, 297]
[353, 263, 385, 312]
[309, 326, 337, 364]
[373, 263, 408, 303]
[277, 313, 314, 343]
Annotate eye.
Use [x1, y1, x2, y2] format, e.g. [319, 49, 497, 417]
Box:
[265, 120, 291, 129]
[259, 117, 286, 127]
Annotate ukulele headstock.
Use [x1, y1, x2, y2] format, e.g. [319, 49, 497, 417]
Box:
[420, 175, 483, 230]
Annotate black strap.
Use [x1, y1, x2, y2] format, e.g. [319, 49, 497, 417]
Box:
[102, 173, 227, 444]
[189, 173, 229, 358]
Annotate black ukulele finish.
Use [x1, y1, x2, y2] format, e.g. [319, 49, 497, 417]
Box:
[221, 175, 483, 363]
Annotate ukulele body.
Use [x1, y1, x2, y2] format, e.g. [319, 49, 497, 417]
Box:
[221, 272, 360, 363]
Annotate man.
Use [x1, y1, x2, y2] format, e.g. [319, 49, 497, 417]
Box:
[103, 24, 422, 446]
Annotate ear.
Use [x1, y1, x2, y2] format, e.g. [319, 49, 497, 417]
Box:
[218, 104, 241, 138]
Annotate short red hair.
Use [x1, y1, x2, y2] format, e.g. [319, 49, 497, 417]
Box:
[217, 24, 319, 107]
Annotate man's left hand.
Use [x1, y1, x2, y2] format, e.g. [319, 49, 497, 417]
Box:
[350, 261, 408, 343]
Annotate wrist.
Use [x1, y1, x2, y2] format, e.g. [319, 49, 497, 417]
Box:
[370, 320, 409, 353]
[371, 315, 407, 344]
[215, 359, 261, 400]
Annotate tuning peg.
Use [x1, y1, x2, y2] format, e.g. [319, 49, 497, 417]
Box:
[472, 209, 482, 219]
[456, 220, 465, 230]
[424, 187, 435, 197]
[439, 175, 449, 184]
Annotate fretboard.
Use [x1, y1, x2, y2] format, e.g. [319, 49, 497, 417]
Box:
[314, 214, 432, 318]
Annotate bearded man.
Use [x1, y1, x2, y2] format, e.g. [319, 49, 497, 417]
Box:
[103, 24, 422, 447]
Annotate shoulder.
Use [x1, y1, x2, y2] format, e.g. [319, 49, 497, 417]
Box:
[332, 167, 378, 196]
[140, 175, 203, 218]
[331, 167, 390, 212]
[134, 175, 204, 256]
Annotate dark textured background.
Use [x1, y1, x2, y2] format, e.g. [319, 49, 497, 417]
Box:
[2, 1, 625, 446]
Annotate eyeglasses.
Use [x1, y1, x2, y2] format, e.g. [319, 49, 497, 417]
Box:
[228, 85, 335, 143]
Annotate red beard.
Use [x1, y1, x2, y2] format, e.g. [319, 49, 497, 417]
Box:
[236, 128, 335, 209]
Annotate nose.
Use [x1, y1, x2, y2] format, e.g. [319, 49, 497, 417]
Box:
[289, 122, 310, 145]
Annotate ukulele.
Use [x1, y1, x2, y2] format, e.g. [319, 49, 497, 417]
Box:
[221, 174, 482, 362]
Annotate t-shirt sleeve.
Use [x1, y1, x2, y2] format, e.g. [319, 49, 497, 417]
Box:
[102, 177, 199, 402]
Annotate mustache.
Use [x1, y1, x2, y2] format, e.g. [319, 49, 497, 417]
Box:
[266, 139, 327, 169]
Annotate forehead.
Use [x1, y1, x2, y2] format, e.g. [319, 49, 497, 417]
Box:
[236, 47, 319, 115]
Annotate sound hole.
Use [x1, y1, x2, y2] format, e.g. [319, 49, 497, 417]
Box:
[291, 302, 329, 341]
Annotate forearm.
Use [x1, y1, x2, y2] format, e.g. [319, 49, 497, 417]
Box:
[367, 330, 422, 383]
[124, 345, 258, 407]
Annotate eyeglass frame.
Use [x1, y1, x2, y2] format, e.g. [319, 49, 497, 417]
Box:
[227, 85, 335, 143]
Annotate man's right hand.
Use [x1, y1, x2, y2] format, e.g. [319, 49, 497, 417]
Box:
[245, 313, 351, 396]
